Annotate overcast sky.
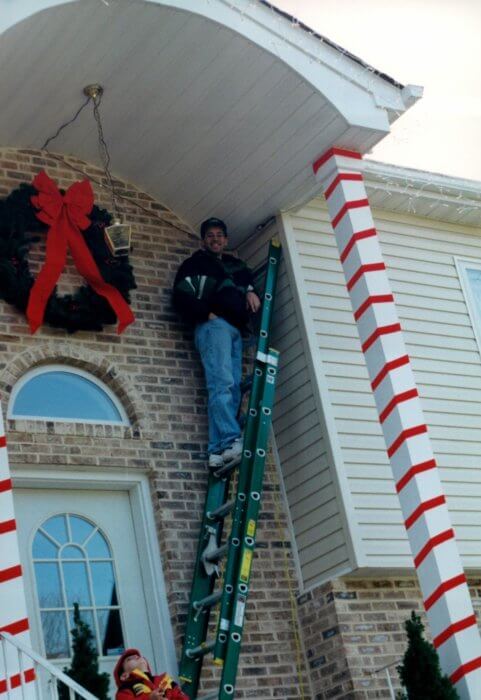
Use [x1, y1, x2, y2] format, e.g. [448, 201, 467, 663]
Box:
[273, 0, 481, 182]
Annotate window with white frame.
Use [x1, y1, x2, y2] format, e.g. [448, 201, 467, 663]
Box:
[32, 513, 125, 659]
[8, 365, 129, 424]
[456, 258, 481, 353]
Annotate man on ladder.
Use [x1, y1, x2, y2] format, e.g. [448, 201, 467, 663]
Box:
[173, 218, 261, 469]
[176, 236, 281, 699]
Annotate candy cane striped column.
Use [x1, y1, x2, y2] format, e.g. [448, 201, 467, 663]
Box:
[0, 408, 36, 698]
[313, 147, 481, 699]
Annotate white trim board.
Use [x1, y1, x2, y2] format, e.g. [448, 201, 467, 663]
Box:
[277, 212, 365, 578]
[455, 256, 481, 362]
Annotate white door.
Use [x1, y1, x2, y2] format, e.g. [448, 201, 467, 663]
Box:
[14, 488, 157, 695]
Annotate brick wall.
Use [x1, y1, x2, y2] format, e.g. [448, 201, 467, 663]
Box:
[0, 148, 308, 699]
[298, 575, 481, 699]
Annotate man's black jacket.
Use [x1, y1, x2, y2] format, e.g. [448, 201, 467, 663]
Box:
[172, 249, 255, 330]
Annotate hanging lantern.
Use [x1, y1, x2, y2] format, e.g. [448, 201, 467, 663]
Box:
[83, 84, 132, 256]
[104, 218, 132, 256]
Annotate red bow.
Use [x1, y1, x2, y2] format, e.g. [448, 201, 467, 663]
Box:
[26, 170, 135, 334]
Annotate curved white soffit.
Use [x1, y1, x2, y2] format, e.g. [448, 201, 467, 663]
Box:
[0, 0, 416, 133]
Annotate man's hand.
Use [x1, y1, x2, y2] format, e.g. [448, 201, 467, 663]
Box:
[150, 689, 165, 700]
[246, 291, 261, 313]
[208, 312, 218, 320]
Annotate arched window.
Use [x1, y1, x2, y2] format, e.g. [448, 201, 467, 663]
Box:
[32, 513, 125, 659]
[8, 365, 129, 424]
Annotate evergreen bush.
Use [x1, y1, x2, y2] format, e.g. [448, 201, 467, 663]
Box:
[396, 611, 459, 699]
[59, 603, 110, 700]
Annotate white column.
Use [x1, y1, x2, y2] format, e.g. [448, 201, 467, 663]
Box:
[0, 408, 37, 698]
[313, 147, 481, 699]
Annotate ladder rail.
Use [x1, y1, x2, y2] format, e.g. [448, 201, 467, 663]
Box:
[179, 475, 231, 696]
[212, 242, 281, 667]
[218, 351, 279, 699]
[212, 355, 270, 664]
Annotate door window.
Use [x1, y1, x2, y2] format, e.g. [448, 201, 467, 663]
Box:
[32, 513, 125, 660]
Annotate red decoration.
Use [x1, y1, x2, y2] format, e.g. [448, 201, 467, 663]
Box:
[165, 687, 188, 700]
[26, 170, 135, 334]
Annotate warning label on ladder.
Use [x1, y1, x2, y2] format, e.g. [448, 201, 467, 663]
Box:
[234, 595, 247, 628]
[240, 549, 253, 582]
[220, 618, 230, 631]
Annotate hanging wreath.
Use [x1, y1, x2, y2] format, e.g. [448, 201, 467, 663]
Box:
[0, 171, 136, 334]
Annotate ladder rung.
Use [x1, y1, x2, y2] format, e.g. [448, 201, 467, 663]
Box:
[207, 500, 235, 521]
[240, 375, 253, 394]
[203, 543, 228, 563]
[214, 460, 239, 478]
[185, 640, 216, 659]
[193, 591, 222, 611]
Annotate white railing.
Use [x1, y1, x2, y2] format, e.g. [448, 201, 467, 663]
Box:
[0, 631, 98, 700]
[369, 658, 402, 699]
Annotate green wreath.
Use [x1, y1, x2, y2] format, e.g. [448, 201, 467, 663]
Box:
[0, 183, 136, 333]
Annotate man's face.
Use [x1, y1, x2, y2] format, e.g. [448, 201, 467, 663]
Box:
[203, 226, 228, 256]
[121, 653, 149, 679]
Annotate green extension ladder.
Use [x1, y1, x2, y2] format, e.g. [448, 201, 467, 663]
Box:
[179, 239, 281, 699]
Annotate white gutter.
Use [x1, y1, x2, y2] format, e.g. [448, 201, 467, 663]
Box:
[365, 160, 481, 201]
[364, 160, 481, 223]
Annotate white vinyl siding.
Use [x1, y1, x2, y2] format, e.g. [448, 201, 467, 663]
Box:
[239, 222, 352, 588]
[287, 197, 481, 570]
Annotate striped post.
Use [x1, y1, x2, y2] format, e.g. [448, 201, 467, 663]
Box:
[313, 147, 481, 698]
[0, 408, 36, 698]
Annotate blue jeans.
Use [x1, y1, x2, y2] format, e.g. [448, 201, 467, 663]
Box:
[194, 317, 243, 454]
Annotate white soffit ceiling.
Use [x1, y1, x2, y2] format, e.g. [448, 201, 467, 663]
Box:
[0, 0, 420, 243]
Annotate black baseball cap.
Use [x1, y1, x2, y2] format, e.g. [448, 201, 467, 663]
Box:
[200, 217, 227, 239]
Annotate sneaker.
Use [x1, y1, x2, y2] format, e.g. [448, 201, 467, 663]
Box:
[208, 452, 224, 469]
[222, 437, 243, 465]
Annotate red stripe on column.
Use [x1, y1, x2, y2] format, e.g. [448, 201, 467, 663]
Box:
[405, 495, 446, 530]
[0, 479, 12, 494]
[347, 262, 386, 292]
[371, 355, 410, 391]
[313, 147, 362, 173]
[450, 655, 481, 685]
[340, 228, 377, 263]
[332, 199, 369, 228]
[434, 614, 477, 649]
[0, 617, 29, 635]
[379, 388, 419, 424]
[0, 436, 6, 448]
[362, 323, 401, 353]
[396, 459, 437, 493]
[0, 668, 36, 694]
[24, 669, 36, 685]
[324, 172, 363, 199]
[0, 564, 22, 583]
[0, 519, 16, 535]
[424, 574, 467, 612]
[387, 424, 428, 458]
[354, 294, 394, 321]
[414, 529, 454, 568]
